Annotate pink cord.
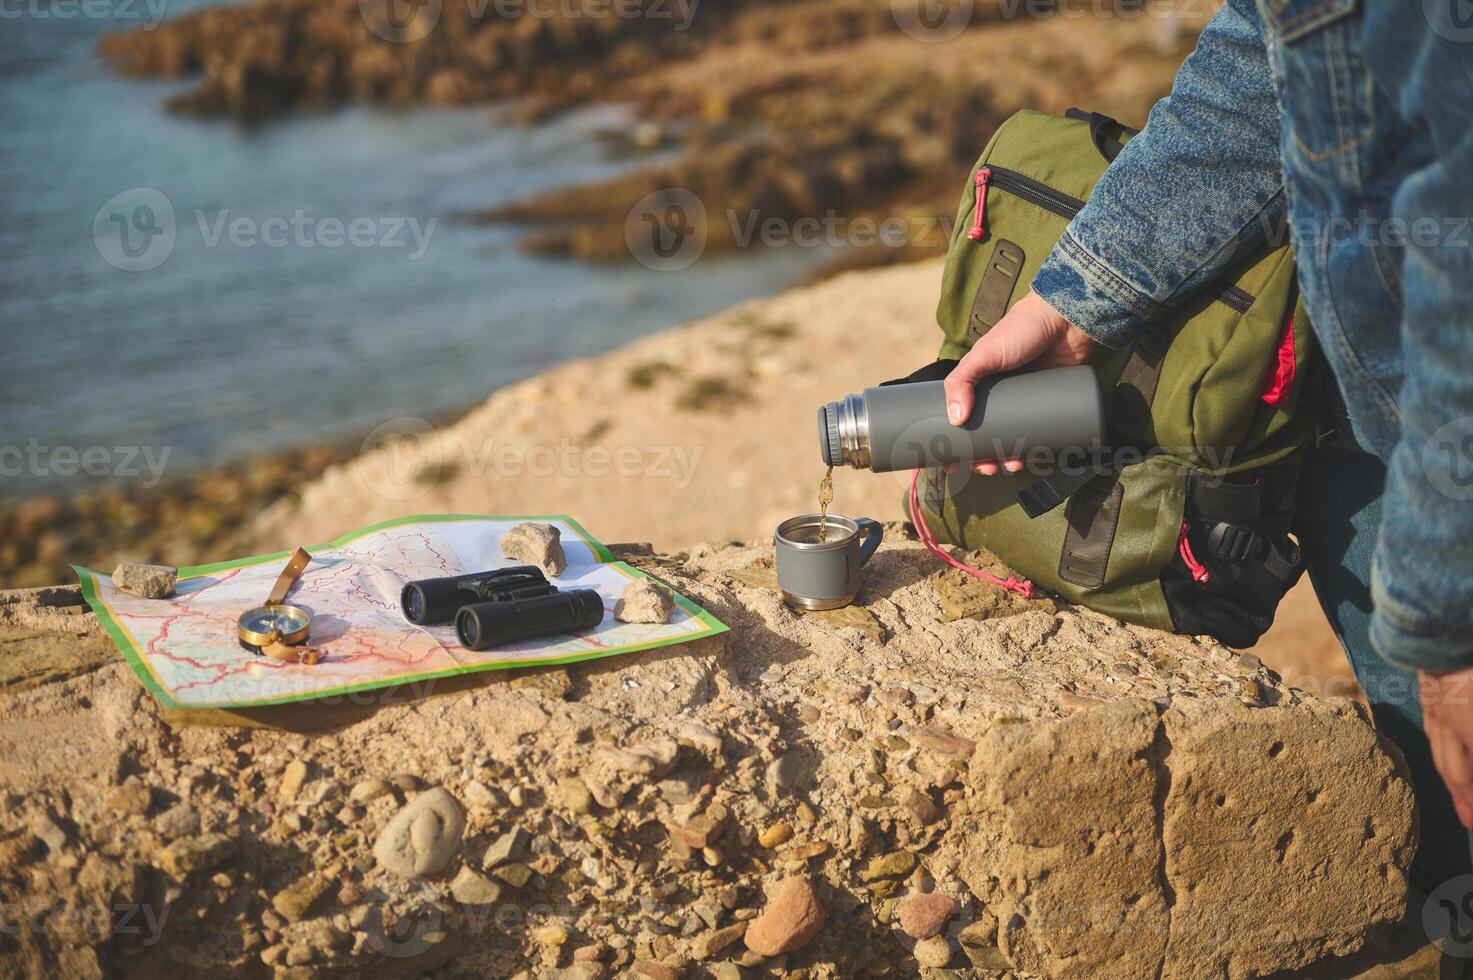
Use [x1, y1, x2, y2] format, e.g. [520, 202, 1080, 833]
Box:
[908, 469, 1036, 599]
[1177, 520, 1211, 584]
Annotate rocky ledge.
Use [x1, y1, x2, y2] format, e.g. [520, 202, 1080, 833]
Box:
[0, 533, 1413, 978]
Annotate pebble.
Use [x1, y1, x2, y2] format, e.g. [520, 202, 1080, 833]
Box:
[695, 922, 747, 960]
[502, 522, 567, 578]
[557, 776, 594, 815]
[573, 942, 608, 962]
[153, 803, 200, 839]
[909, 726, 976, 759]
[614, 579, 676, 624]
[272, 874, 330, 923]
[157, 834, 235, 877]
[533, 924, 570, 946]
[108, 780, 153, 817]
[901, 788, 943, 826]
[913, 935, 953, 968]
[796, 705, 820, 723]
[765, 752, 803, 792]
[112, 561, 177, 599]
[632, 961, 682, 980]
[860, 851, 917, 882]
[896, 891, 957, 939]
[348, 778, 391, 805]
[307, 778, 341, 804]
[393, 773, 423, 793]
[463, 780, 497, 810]
[743, 876, 825, 956]
[492, 862, 533, 888]
[372, 787, 465, 877]
[450, 866, 502, 905]
[666, 812, 723, 850]
[601, 738, 679, 777]
[278, 760, 309, 802]
[675, 720, 723, 757]
[483, 826, 530, 867]
[757, 822, 793, 849]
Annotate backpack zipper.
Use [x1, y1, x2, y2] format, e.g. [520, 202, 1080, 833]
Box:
[968, 164, 1256, 315]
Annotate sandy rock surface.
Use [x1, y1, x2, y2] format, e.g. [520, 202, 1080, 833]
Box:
[0, 530, 1414, 978]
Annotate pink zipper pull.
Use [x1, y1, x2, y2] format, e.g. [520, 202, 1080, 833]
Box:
[1178, 521, 1211, 584]
[968, 167, 991, 241]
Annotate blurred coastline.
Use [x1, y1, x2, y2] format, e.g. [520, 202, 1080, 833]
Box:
[1, 0, 1210, 587]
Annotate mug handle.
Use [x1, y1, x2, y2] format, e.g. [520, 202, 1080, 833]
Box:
[855, 518, 884, 567]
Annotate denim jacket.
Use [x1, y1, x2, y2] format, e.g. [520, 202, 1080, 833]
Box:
[1032, 0, 1473, 673]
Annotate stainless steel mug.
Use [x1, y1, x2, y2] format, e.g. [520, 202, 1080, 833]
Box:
[774, 514, 884, 611]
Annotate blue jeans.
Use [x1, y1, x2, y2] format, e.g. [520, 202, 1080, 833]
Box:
[1299, 439, 1473, 890]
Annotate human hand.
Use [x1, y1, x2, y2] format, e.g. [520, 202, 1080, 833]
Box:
[942, 290, 1095, 475]
[1421, 666, 1473, 827]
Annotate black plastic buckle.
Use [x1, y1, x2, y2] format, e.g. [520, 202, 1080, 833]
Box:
[1205, 522, 1265, 562]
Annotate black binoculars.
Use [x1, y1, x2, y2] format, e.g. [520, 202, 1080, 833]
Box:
[400, 567, 605, 652]
[400, 566, 556, 625]
[454, 588, 605, 652]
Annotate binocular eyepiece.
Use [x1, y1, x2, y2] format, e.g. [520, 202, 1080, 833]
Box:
[455, 589, 606, 652]
[401, 566, 556, 626]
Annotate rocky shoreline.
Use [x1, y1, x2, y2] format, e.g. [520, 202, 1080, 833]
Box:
[97, 0, 1204, 269]
[0, 443, 349, 591]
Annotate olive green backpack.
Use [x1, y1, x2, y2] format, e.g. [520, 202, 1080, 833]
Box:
[912, 109, 1318, 647]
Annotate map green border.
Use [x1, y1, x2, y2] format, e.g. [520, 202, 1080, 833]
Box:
[73, 514, 728, 710]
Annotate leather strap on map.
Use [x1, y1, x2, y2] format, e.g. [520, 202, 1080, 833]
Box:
[966, 239, 1025, 343]
[1057, 473, 1125, 590]
[267, 547, 312, 606]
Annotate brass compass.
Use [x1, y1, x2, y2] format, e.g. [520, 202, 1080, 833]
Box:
[237, 547, 314, 653]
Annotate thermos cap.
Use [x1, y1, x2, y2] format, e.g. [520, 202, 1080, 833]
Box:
[817, 405, 843, 468]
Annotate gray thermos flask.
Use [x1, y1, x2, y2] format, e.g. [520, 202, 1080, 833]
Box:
[817, 365, 1106, 472]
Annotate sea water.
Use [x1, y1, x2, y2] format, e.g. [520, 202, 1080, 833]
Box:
[0, 0, 832, 497]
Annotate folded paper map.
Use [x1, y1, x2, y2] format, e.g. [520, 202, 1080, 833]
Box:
[74, 515, 727, 709]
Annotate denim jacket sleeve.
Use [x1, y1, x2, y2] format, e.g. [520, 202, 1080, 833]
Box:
[1367, 30, 1473, 675]
[1031, 0, 1286, 349]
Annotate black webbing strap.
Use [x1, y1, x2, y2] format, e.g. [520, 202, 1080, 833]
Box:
[1016, 457, 1117, 519]
[1112, 327, 1169, 437]
[1065, 108, 1141, 163]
